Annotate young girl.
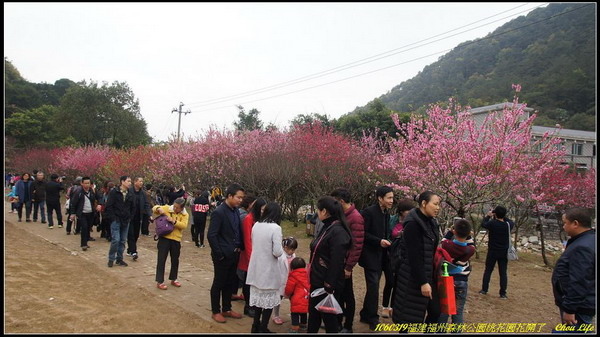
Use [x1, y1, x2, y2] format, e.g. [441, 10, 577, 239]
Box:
[285, 257, 310, 333]
[272, 237, 298, 325]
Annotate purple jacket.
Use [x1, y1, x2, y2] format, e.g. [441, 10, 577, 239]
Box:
[344, 205, 365, 271]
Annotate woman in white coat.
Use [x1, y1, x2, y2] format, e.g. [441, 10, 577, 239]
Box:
[246, 202, 284, 333]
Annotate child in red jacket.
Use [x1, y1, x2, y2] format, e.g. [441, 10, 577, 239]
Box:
[284, 257, 310, 333]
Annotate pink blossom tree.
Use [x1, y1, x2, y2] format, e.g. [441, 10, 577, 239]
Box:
[374, 87, 569, 235]
[51, 145, 112, 181]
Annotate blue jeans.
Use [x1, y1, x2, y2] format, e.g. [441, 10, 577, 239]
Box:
[33, 201, 46, 222]
[439, 280, 468, 327]
[108, 220, 129, 262]
[552, 310, 595, 333]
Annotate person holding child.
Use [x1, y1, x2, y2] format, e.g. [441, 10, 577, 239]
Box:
[438, 219, 476, 329]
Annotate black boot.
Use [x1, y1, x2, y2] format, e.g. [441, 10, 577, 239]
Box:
[244, 305, 256, 318]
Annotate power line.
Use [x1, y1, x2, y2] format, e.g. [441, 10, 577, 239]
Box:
[190, 3, 592, 115]
[185, 3, 545, 109]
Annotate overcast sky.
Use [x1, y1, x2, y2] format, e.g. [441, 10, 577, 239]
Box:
[4, 2, 547, 142]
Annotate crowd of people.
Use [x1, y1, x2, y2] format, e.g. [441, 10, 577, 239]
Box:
[5, 172, 596, 333]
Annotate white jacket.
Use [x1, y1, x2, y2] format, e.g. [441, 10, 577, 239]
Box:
[246, 222, 284, 290]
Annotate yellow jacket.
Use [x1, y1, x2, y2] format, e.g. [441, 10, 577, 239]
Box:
[152, 204, 189, 242]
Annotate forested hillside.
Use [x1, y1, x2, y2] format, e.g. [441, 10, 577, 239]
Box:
[349, 3, 596, 131]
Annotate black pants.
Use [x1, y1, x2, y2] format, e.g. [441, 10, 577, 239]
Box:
[128, 213, 142, 254]
[192, 214, 207, 245]
[360, 267, 383, 324]
[155, 237, 181, 283]
[237, 269, 251, 310]
[67, 214, 81, 234]
[17, 200, 32, 220]
[100, 213, 111, 239]
[210, 253, 239, 314]
[338, 275, 356, 330]
[79, 212, 94, 247]
[481, 250, 509, 296]
[252, 307, 273, 333]
[141, 214, 150, 235]
[308, 291, 342, 333]
[292, 313, 308, 326]
[382, 257, 394, 308]
[46, 201, 63, 227]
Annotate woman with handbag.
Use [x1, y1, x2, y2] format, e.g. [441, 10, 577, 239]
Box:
[152, 197, 189, 290]
[307, 196, 352, 333]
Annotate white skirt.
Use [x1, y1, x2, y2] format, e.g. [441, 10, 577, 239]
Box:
[249, 285, 280, 309]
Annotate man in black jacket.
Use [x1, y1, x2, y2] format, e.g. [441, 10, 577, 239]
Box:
[30, 172, 47, 224]
[479, 205, 514, 298]
[104, 176, 135, 267]
[358, 186, 394, 330]
[207, 183, 245, 324]
[552, 208, 595, 331]
[69, 177, 99, 251]
[46, 174, 64, 229]
[126, 177, 152, 261]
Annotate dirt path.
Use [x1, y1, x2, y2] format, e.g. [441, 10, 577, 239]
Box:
[4, 200, 566, 333]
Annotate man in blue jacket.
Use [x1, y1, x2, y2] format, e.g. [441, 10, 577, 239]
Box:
[552, 208, 595, 331]
[104, 176, 135, 267]
[207, 183, 245, 324]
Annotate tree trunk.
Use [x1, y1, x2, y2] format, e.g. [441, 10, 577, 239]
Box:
[536, 206, 550, 267]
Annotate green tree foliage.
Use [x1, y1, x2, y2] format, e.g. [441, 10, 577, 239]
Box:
[54, 81, 152, 148]
[336, 98, 411, 139]
[234, 105, 263, 131]
[289, 113, 332, 128]
[354, 3, 595, 131]
[4, 58, 151, 149]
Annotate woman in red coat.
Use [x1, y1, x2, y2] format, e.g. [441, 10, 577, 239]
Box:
[237, 198, 267, 317]
[285, 257, 310, 333]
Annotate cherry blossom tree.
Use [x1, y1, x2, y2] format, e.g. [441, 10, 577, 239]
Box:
[373, 86, 572, 235]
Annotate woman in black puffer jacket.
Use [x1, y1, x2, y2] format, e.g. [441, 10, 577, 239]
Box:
[392, 191, 442, 325]
[307, 196, 352, 333]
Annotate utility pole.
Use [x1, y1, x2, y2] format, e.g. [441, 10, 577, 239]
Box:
[171, 102, 191, 142]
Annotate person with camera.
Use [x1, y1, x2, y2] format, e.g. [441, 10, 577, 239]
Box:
[479, 205, 515, 299]
[45, 174, 65, 229]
